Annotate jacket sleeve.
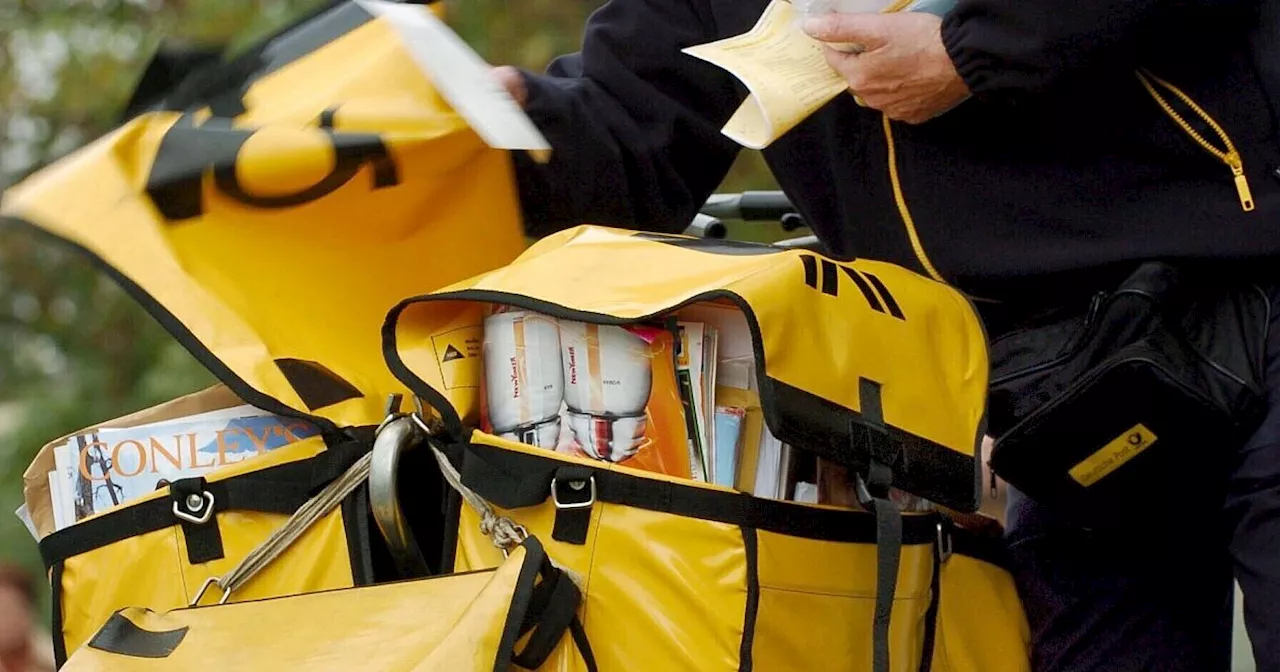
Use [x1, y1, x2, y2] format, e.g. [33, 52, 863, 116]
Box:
[939, 0, 1241, 97]
[510, 0, 745, 238]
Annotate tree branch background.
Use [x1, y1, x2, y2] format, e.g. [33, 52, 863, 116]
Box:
[0, 0, 779, 605]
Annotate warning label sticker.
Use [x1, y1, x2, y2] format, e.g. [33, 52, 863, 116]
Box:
[431, 326, 482, 390]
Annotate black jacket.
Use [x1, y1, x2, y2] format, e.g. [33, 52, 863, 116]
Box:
[512, 0, 1280, 313]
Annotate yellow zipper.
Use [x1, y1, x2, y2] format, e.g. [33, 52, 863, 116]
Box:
[1136, 68, 1255, 212]
[881, 68, 1254, 288]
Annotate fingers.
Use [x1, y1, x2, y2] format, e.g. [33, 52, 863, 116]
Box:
[802, 13, 891, 51]
[820, 46, 873, 102]
[490, 66, 528, 108]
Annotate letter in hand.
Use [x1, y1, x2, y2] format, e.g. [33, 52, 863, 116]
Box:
[802, 12, 969, 124]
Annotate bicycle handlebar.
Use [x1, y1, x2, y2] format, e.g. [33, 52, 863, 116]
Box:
[700, 191, 796, 223]
[681, 191, 812, 240]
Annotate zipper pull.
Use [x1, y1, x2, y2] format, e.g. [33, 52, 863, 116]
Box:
[1227, 152, 1255, 212]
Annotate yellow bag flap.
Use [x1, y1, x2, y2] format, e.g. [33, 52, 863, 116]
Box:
[0, 1, 527, 431]
[385, 226, 989, 511]
[60, 537, 589, 671]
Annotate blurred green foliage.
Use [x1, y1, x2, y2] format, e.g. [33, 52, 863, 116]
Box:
[0, 0, 781, 603]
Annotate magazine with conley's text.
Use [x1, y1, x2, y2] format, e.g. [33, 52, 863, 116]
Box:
[48, 405, 320, 529]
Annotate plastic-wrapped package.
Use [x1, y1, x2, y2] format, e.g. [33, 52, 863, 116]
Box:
[481, 307, 695, 479]
[482, 308, 566, 449]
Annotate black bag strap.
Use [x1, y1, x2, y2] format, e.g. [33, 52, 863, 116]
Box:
[38, 431, 368, 567]
[851, 378, 904, 672]
[455, 438, 940, 546]
[494, 535, 597, 672]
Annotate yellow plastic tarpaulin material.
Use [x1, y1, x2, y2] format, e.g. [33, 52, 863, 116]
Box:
[0, 0, 533, 433]
[59, 536, 597, 671]
[386, 225, 990, 511]
[376, 226, 1027, 671]
[5, 1, 544, 665]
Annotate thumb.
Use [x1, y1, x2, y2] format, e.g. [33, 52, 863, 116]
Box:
[490, 65, 528, 108]
[801, 13, 891, 51]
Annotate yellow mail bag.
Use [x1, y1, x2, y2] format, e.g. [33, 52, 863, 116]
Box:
[379, 225, 1029, 671]
[1, 0, 532, 664]
[59, 536, 597, 672]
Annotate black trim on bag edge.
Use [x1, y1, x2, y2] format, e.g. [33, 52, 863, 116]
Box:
[945, 522, 1010, 570]
[381, 286, 985, 512]
[919, 531, 943, 672]
[0, 215, 342, 436]
[738, 526, 759, 672]
[51, 561, 67, 669]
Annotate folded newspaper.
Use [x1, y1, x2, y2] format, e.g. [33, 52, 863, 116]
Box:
[42, 405, 319, 532]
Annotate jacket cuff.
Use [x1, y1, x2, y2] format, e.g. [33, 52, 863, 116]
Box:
[517, 68, 588, 134]
[940, 11, 1000, 96]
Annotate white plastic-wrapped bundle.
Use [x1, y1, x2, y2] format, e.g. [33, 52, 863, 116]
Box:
[558, 320, 654, 463]
[483, 309, 566, 449]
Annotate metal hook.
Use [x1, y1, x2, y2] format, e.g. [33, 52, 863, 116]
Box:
[191, 576, 232, 607]
[369, 414, 432, 578]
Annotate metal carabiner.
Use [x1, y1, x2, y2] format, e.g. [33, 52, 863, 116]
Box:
[190, 576, 232, 607]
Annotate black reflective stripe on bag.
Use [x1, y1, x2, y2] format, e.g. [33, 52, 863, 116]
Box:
[987, 261, 1270, 532]
[38, 433, 369, 569]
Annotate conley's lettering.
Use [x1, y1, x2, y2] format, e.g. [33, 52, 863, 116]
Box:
[145, 109, 400, 221]
[76, 422, 313, 480]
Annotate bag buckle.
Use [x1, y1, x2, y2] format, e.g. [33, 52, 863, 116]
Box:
[936, 521, 953, 564]
[191, 576, 232, 606]
[551, 475, 596, 510]
[173, 490, 215, 525]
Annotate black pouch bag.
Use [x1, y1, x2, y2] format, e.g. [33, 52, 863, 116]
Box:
[986, 261, 1271, 531]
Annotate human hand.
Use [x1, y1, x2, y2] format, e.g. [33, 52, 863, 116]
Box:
[802, 12, 969, 124]
[490, 66, 528, 108]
